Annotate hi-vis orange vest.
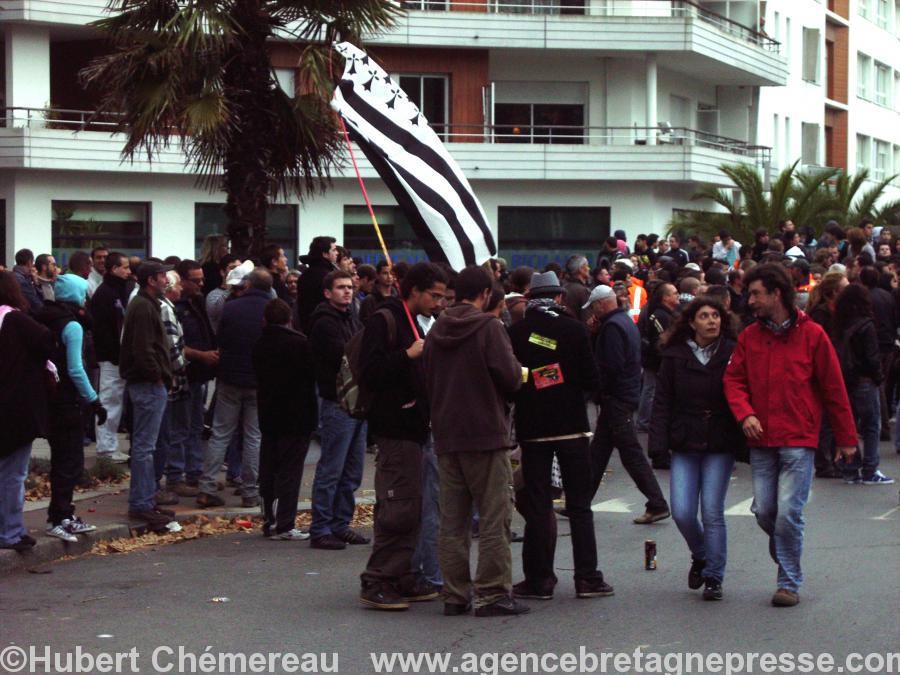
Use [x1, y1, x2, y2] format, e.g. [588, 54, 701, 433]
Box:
[627, 284, 647, 323]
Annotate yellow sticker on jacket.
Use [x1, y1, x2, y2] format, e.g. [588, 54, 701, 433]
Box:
[528, 333, 557, 351]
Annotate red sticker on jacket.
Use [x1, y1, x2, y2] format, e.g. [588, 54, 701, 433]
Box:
[532, 363, 564, 389]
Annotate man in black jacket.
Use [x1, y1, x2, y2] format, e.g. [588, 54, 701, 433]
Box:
[92, 252, 133, 462]
[253, 299, 318, 540]
[169, 260, 218, 494]
[197, 269, 272, 509]
[635, 283, 678, 450]
[296, 236, 338, 333]
[586, 285, 670, 524]
[508, 272, 614, 602]
[858, 266, 897, 439]
[309, 271, 369, 550]
[359, 262, 447, 611]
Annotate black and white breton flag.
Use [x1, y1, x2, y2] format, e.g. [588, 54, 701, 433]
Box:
[331, 42, 497, 271]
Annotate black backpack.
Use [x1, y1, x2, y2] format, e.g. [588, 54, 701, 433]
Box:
[336, 308, 396, 419]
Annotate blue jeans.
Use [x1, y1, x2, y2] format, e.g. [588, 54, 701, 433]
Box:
[156, 394, 192, 487]
[669, 452, 734, 582]
[635, 369, 657, 433]
[843, 380, 880, 478]
[412, 434, 443, 586]
[0, 443, 32, 545]
[127, 382, 168, 512]
[166, 381, 207, 485]
[200, 381, 261, 498]
[750, 447, 814, 593]
[310, 399, 366, 538]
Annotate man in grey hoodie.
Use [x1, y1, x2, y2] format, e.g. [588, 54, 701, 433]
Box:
[424, 265, 527, 618]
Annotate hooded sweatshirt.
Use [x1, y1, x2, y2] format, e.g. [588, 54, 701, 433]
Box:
[423, 303, 522, 454]
[38, 274, 98, 404]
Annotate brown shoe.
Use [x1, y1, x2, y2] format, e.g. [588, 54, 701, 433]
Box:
[154, 490, 180, 506]
[168, 482, 199, 497]
[633, 509, 671, 524]
[771, 588, 800, 607]
[196, 492, 225, 509]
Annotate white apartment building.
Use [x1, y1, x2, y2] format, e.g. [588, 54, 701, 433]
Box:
[0, 0, 896, 269]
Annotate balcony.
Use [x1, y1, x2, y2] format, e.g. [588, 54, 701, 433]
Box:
[378, 0, 788, 86]
[0, 0, 109, 25]
[0, 107, 770, 187]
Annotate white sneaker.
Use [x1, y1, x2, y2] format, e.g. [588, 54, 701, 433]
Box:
[97, 451, 130, 463]
[46, 522, 78, 543]
[270, 528, 310, 541]
[65, 516, 97, 534]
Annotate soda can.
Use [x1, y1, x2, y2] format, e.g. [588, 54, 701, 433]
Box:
[644, 540, 657, 570]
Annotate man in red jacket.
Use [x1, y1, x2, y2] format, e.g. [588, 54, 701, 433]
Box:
[724, 264, 857, 608]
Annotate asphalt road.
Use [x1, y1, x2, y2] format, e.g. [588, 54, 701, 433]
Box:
[2, 448, 897, 675]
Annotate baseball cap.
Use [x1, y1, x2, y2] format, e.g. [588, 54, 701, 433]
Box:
[225, 260, 254, 286]
[582, 284, 616, 309]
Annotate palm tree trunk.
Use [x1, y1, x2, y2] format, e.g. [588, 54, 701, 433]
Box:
[222, 0, 276, 260]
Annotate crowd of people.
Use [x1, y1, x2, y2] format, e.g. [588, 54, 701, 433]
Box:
[0, 218, 896, 616]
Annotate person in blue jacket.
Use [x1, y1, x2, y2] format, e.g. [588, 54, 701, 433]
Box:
[37, 273, 107, 542]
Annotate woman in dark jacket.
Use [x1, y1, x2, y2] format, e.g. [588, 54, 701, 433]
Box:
[0, 271, 54, 551]
[649, 297, 744, 601]
[831, 284, 893, 485]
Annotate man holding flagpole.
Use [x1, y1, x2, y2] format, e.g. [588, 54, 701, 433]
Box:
[358, 262, 447, 611]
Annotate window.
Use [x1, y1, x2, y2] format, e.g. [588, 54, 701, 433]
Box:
[773, 114, 781, 166]
[495, 0, 586, 15]
[896, 0, 900, 35]
[274, 68, 295, 96]
[497, 206, 610, 269]
[859, 0, 869, 17]
[52, 201, 149, 267]
[343, 206, 427, 265]
[876, 0, 890, 26]
[857, 53, 872, 99]
[400, 0, 449, 9]
[396, 74, 448, 137]
[801, 122, 819, 165]
[874, 62, 891, 105]
[784, 116, 792, 163]
[784, 17, 791, 62]
[874, 140, 890, 180]
[194, 204, 298, 266]
[802, 28, 820, 83]
[856, 134, 871, 173]
[894, 146, 900, 185]
[494, 103, 585, 144]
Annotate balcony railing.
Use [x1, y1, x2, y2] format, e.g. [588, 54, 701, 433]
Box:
[2, 106, 122, 131]
[2, 108, 771, 166]
[399, 0, 780, 52]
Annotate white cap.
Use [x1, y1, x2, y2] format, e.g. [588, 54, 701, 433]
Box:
[684, 262, 701, 272]
[582, 284, 616, 309]
[225, 260, 254, 286]
[785, 245, 805, 259]
[614, 258, 634, 270]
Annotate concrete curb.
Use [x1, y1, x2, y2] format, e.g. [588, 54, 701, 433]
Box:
[1, 497, 376, 575]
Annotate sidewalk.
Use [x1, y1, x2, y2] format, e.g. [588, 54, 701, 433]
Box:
[2, 436, 377, 575]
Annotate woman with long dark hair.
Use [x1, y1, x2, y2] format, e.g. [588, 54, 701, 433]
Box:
[0, 271, 54, 551]
[649, 297, 745, 600]
[831, 284, 893, 484]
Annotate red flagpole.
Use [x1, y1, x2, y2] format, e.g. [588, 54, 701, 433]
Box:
[338, 117, 421, 340]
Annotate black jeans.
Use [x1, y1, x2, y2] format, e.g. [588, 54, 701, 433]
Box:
[259, 432, 311, 535]
[590, 397, 668, 512]
[47, 401, 85, 526]
[519, 437, 601, 584]
[361, 436, 423, 591]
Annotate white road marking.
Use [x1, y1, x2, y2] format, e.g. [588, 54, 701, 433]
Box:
[591, 498, 634, 513]
[872, 506, 898, 521]
[724, 497, 755, 516]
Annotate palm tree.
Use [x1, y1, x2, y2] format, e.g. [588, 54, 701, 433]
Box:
[668, 161, 838, 242]
[81, 0, 399, 258]
[823, 169, 900, 229]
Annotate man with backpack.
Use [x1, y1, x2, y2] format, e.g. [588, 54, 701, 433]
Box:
[358, 262, 448, 611]
[309, 270, 369, 550]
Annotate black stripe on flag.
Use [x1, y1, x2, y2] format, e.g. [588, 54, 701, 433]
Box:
[340, 81, 497, 255]
[346, 125, 455, 265]
[346, 123, 477, 266]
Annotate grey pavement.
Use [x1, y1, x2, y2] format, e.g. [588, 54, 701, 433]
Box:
[1, 444, 897, 674]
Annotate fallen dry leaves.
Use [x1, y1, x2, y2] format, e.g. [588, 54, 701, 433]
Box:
[86, 504, 375, 558]
[25, 472, 130, 502]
